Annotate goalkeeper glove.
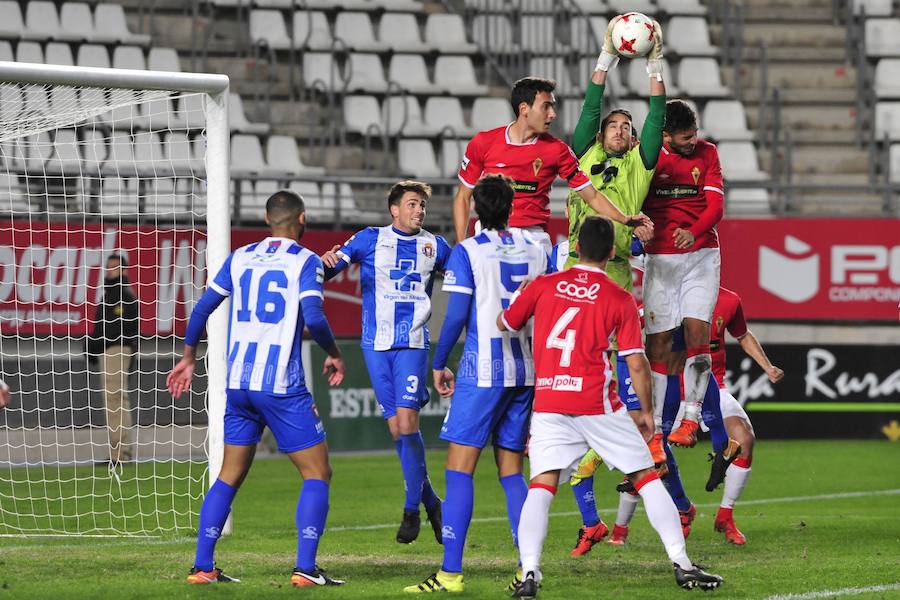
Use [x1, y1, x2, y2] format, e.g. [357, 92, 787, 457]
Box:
[646, 19, 664, 81]
[570, 449, 603, 486]
[595, 15, 623, 72]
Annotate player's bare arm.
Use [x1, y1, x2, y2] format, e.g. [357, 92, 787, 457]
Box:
[737, 331, 784, 383]
[624, 352, 654, 441]
[452, 183, 474, 242]
[0, 379, 9, 409]
[167, 345, 197, 400]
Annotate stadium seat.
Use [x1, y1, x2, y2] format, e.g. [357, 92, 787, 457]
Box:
[148, 48, 181, 72]
[294, 10, 333, 51]
[105, 133, 139, 176]
[99, 177, 138, 214]
[45, 42, 74, 66]
[889, 143, 900, 182]
[15, 41, 44, 64]
[23, 1, 60, 42]
[229, 93, 271, 135]
[81, 130, 108, 167]
[440, 138, 465, 177]
[425, 14, 478, 54]
[853, 0, 893, 16]
[608, 0, 656, 13]
[471, 97, 514, 131]
[244, 135, 294, 177]
[303, 52, 343, 91]
[173, 94, 207, 130]
[875, 102, 900, 140]
[531, 57, 575, 97]
[718, 142, 767, 181]
[320, 182, 371, 223]
[254, 0, 294, 7]
[346, 53, 389, 93]
[0, 174, 29, 213]
[626, 59, 678, 96]
[249, 10, 292, 50]
[570, 16, 607, 53]
[726, 188, 771, 215]
[865, 19, 900, 57]
[549, 184, 568, 215]
[519, 0, 557, 13]
[434, 56, 488, 96]
[45, 130, 83, 177]
[398, 139, 441, 178]
[379, 13, 430, 53]
[92, 4, 151, 46]
[657, 0, 707, 15]
[109, 95, 149, 131]
[267, 135, 326, 175]
[343, 95, 383, 135]
[615, 99, 650, 131]
[0, 40, 10, 61]
[576, 55, 626, 96]
[521, 16, 560, 54]
[245, 179, 281, 215]
[561, 98, 582, 136]
[56, 3, 94, 43]
[666, 17, 717, 56]
[677, 58, 729, 97]
[874, 59, 900, 98]
[334, 12, 389, 52]
[472, 15, 517, 53]
[389, 54, 443, 95]
[133, 131, 168, 176]
[703, 100, 754, 141]
[290, 181, 328, 220]
[371, 0, 423, 10]
[112, 46, 147, 71]
[424, 97, 473, 137]
[230, 134, 269, 177]
[570, 0, 610, 14]
[382, 95, 440, 136]
[0, 1, 25, 40]
[164, 132, 200, 176]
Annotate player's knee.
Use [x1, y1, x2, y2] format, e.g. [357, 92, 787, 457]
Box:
[625, 466, 654, 483]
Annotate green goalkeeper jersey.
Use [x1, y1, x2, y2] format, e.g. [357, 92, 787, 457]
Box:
[565, 83, 666, 291]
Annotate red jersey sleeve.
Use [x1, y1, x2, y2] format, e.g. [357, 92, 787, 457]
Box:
[557, 141, 592, 191]
[726, 297, 749, 339]
[501, 277, 542, 332]
[687, 146, 724, 238]
[615, 293, 644, 356]
[458, 133, 485, 188]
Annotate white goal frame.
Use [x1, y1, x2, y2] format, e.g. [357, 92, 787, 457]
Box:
[0, 60, 231, 509]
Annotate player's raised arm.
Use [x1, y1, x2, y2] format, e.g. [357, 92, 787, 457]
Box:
[572, 15, 622, 158]
[639, 19, 667, 170]
[578, 184, 653, 232]
[452, 183, 475, 243]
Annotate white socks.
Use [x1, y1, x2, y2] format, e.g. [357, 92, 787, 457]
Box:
[682, 348, 711, 422]
[636, 475, 691, 570]
[650, 366, 668, 431]
[517, 486, 555, 577]
[615, 492, 640, 527]
[721, 462, 752, 508]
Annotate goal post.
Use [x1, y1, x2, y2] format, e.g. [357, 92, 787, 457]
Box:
[0, 60, 230, 536]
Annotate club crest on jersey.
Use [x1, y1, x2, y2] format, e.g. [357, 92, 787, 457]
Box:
[575, 272, 589, 283]
[715, 315, 724, 333]
[422, 243, 435, 258]
[532, 158, 543, 176]
[691, 166, 701, 184]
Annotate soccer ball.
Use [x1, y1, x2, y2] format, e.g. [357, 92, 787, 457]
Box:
[611, 12, 655, 58]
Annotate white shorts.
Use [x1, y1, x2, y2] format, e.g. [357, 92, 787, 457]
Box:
[643, 248, 721, 334]
[719, 388, 751, 423]
[527, 410, 654, 484]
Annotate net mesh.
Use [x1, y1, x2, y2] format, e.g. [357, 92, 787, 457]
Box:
[0, 80, 212, 536]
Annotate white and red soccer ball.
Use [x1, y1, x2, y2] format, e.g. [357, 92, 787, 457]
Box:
[611, 12, 655, 58]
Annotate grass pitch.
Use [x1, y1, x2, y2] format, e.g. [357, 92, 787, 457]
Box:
[0, 440, 898, 599]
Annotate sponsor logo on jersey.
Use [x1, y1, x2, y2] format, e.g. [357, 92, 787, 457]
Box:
[461, 155, 470, 170]
[422, 243, 434, 258]
[302, 526, 319, 540]
[510, 179, 538, 194]
[552, 374, 583, 392]
[556, 280, 601, 300]
[532, 158, 543, 176]
[444, 270, 456, 285]
[654, 184, 699, 198]
[442, 525, 456, 540]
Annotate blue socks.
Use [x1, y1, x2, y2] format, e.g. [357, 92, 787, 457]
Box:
[571, 476, 600, 528]
[499, 473, 528, 546]
[662, 441, 692, 512]
[661, 375, 682, 434]
[441, 470, 474, 573]
[295, 479, 329, 572]
[400, 433, 427, 512]
[701, 374, 728, 453]
[194, 479, 237, 572]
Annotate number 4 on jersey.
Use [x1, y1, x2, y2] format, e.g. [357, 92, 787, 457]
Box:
[546, 307, 580, 367]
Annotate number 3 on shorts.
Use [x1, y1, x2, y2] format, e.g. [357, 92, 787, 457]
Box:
[406, 375, 419, 394]
[547, 307, 580, 367]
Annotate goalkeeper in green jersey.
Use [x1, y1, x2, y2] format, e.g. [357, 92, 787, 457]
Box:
[565, 15, 667, 292]
[565, 16, 670, 559]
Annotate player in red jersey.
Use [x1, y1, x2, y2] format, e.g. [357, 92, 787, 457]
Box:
[498, 216, 722, 597]
[453, 76, 651, 252]
[706, 286, 784, 545]
[641, 100, 724, 448]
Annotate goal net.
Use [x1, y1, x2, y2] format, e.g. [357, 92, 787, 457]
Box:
[0, 61, 230, 536]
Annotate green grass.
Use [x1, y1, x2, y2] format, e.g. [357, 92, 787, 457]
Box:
[1, 440, 899, 599]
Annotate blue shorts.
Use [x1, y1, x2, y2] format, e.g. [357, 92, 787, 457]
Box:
[616, 356, 641, 411]
[440, 381, 533, 451]
[362, 348, 430, 419]
[224, 389, 326, 453]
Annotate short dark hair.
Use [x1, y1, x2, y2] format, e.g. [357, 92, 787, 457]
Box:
[600, 108, 637, 139]
[510, 77, 556, 117]
[107, 252, 128, 267]
[578, 216, 615, 262]
[473, 174, 514, 231]
[265, 189, 305, 226]
[664, 99, 698, 134]
[387, 180, 432, 209]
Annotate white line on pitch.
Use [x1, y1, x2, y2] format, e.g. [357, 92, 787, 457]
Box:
[764, 582, 900, 600]
[327, 487, 900, 533]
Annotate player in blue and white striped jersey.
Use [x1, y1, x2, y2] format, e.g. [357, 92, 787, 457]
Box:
[168, 190, 346, 588]
[548, 238, 570, 273]
[405, 174, 548, 594]
[321, 180, 451, 545]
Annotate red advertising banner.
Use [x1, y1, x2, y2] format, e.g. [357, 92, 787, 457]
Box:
[549, 217, 900, 321]
[0, 221, 361, 336]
